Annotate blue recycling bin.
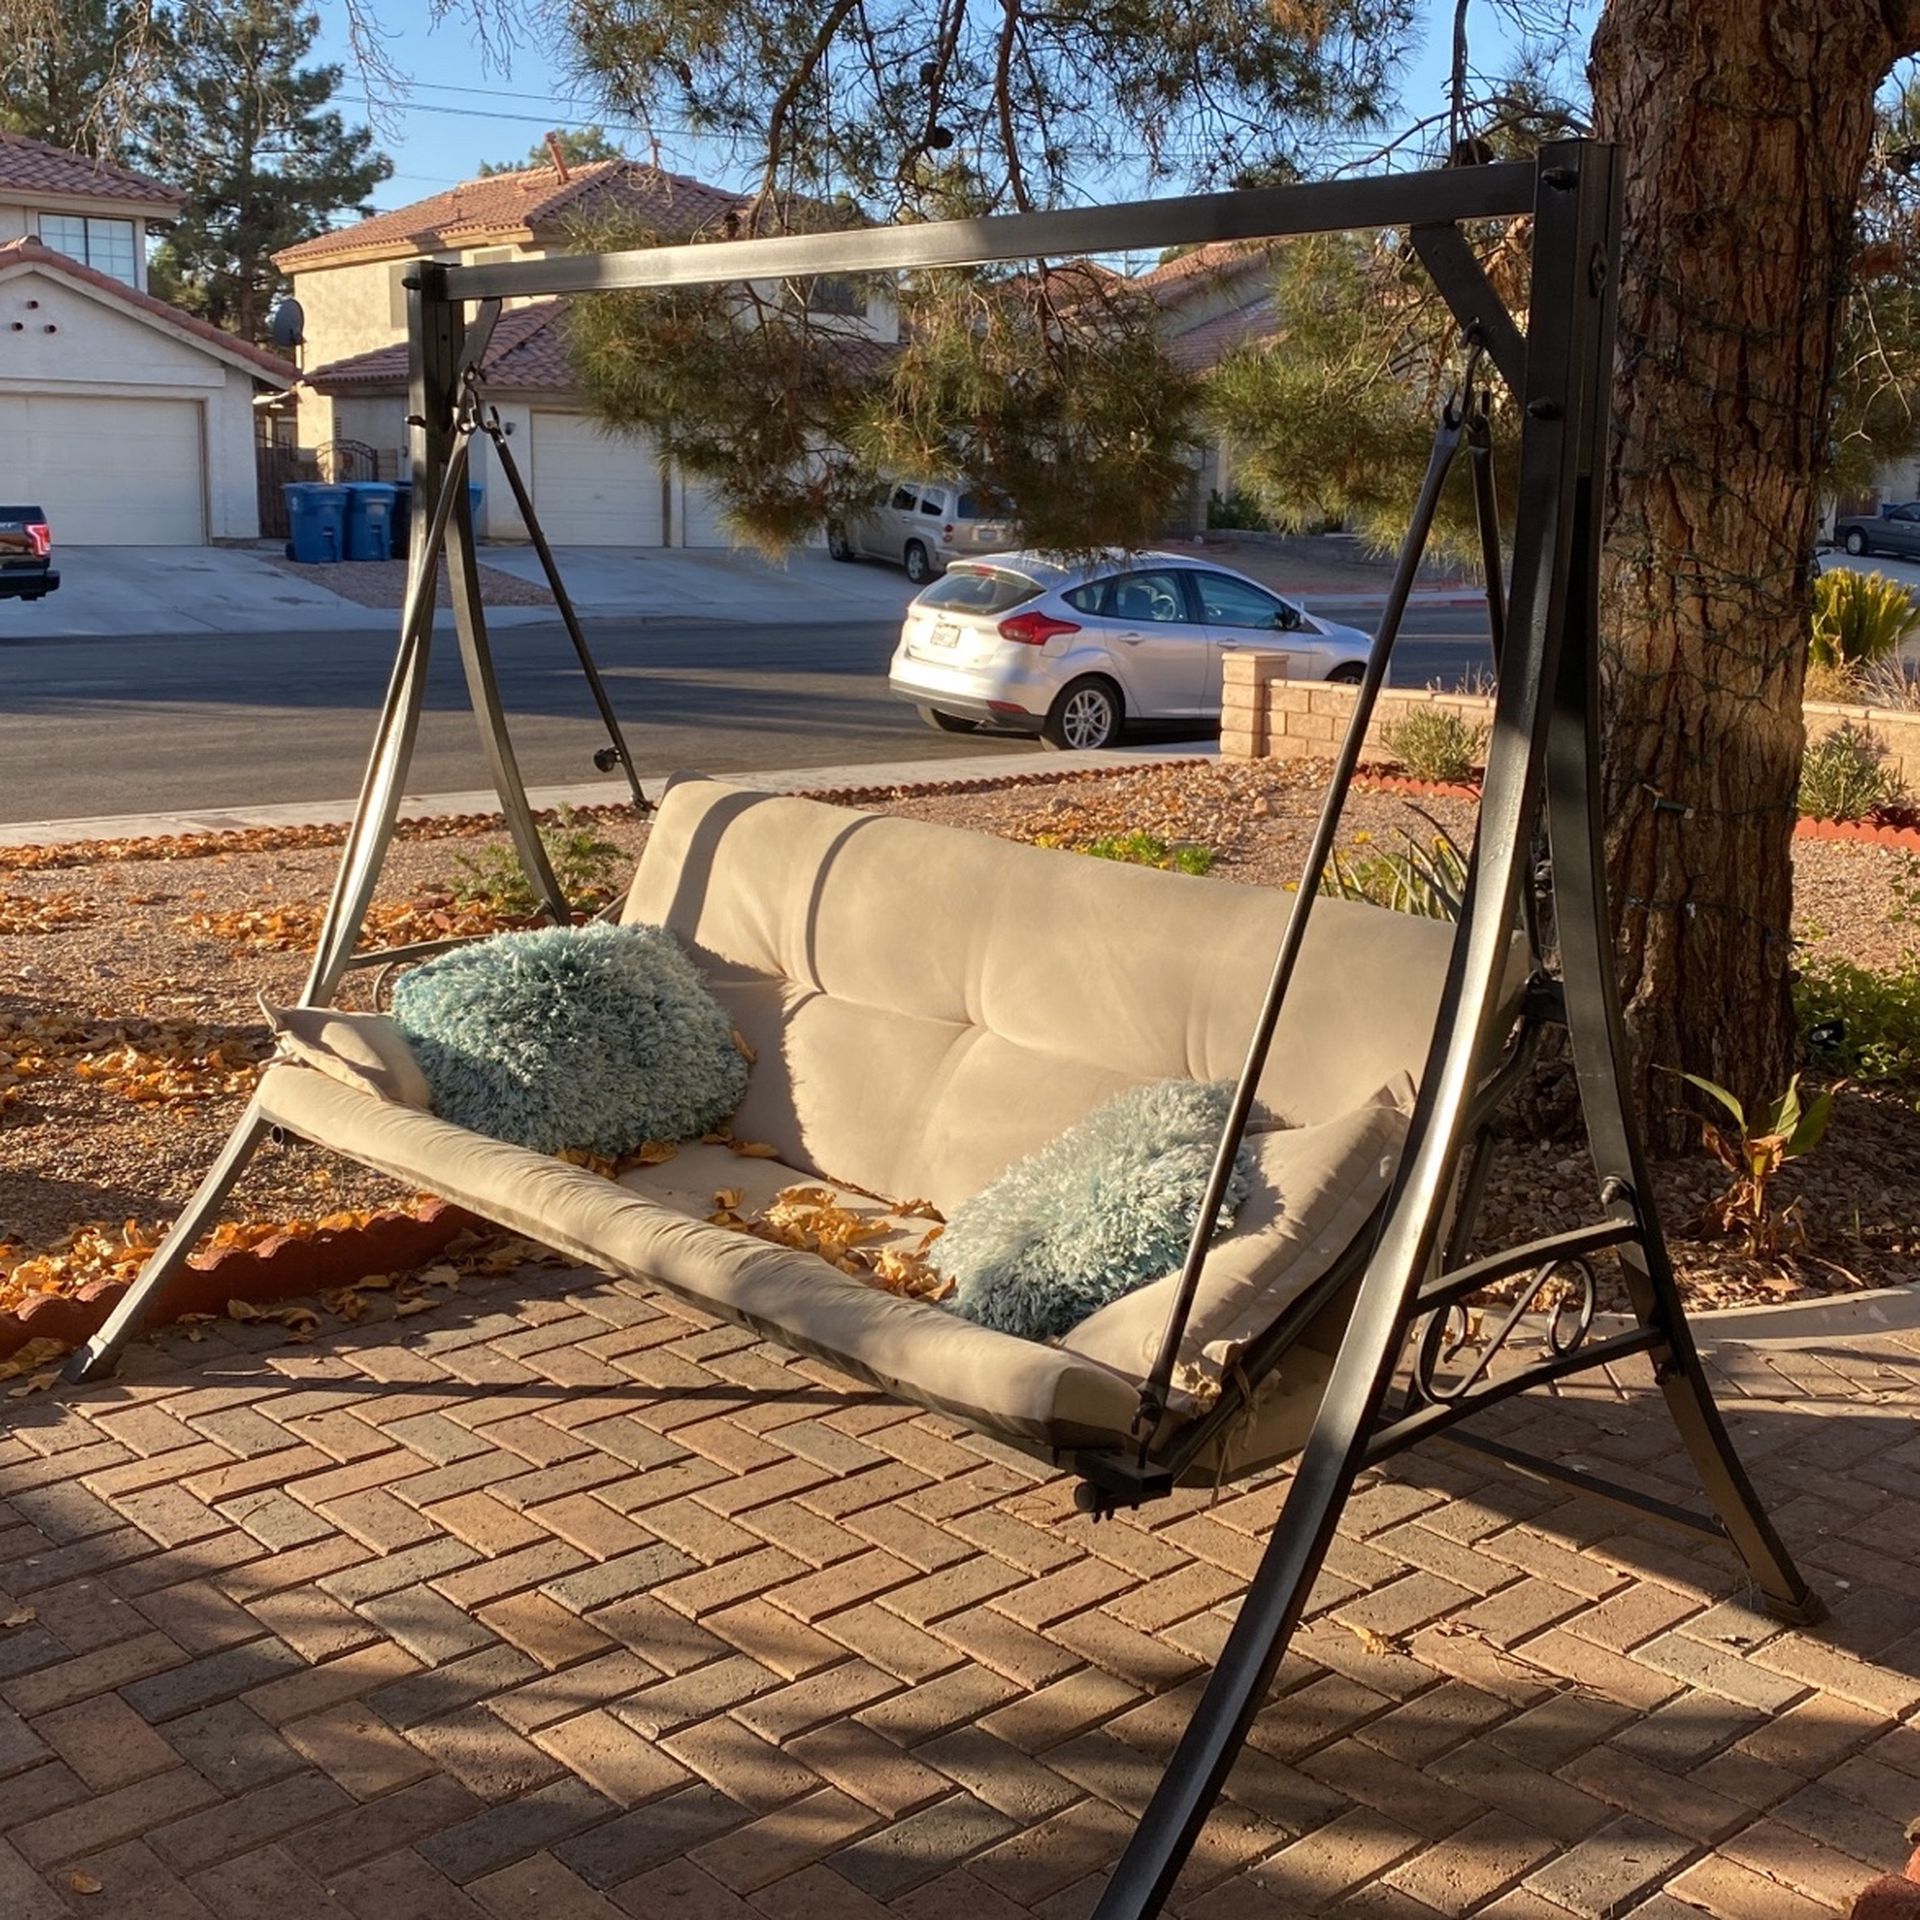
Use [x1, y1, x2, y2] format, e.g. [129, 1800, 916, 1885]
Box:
[343, 481, 398, 562]
[283, 482, 349, 563]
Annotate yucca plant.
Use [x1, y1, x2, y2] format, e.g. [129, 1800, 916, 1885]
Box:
[1322, 809, 1469, 920]
[1676, 1071, 1834, 1256]
[1809, 568, 1920, 674]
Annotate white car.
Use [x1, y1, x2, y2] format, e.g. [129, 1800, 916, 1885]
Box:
[888, 549, 1372, 750]
[828, 480, 1015, 582]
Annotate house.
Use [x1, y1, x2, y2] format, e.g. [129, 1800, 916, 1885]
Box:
[1135, 241, 1284, 522]
[0, 131, 296, 543]
[278, 161, 898, 547]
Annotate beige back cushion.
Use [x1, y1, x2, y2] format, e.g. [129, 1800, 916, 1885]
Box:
[624, 778, 1482, 1213]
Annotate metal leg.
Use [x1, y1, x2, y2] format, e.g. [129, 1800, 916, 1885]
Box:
[481, 417, 648, 811]
[63, 1104, 272, 1382]
[442, 459, 572, 924]
[1540, 325, 1820, 1625]
[1094, 140, 1615, 1920]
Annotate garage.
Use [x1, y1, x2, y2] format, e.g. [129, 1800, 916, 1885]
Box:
[0, 393, 205, 545]
[531, 410, 665, 545]
[674, 469, 732, 548]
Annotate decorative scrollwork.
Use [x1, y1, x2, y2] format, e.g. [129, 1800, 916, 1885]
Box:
[1412, 1257, 1597, 1405]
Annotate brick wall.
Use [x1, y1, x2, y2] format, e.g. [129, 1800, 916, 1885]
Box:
[1220, 651, 1920, 786]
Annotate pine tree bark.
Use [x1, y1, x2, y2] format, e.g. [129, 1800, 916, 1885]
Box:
[1588, 2, 1920, 1148]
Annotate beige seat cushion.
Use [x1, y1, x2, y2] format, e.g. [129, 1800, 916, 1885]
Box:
[624, 778, 1506, 1216]
[261, 1002, 432, 1110]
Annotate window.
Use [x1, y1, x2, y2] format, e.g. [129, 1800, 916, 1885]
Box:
[800, 275, 867, 318]
[1105, 570, 1192, 624]
[918, 566, 1041, 615]
[469, 246, 514, 265]
[1191, 570, 1292, 629]
[919, 494, 943, 517]
[889, 486, 918, 512]
[39, 212, 138, 285]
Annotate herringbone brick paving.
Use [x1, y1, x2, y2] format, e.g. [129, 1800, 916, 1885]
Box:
[0, 1261, 1915, 1918]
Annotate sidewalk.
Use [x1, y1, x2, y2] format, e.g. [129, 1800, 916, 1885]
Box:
[0, 747, 1211, 850]
[0, 1251, 1912, 1918]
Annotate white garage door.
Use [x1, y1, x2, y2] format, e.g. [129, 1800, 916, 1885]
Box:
[530, 411, 664, 545]
[674, 469, 732, 548]
[0, 393, 205, 544]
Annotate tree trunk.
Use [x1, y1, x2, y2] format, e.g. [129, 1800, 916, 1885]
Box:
[1588, 1, 1918, 1149]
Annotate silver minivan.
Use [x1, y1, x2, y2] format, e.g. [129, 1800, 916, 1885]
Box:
[827, 481, 1015, 583]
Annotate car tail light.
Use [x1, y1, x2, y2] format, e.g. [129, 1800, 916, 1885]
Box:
[999, 611, 1080, 646]
[25, 522, 50, 558]
[942, 522, 956, 542]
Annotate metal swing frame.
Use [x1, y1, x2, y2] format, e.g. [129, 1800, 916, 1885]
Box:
[63, 138, 1819, 1920]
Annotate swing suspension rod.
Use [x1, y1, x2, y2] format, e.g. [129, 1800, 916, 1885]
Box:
[1129, 340, 1486, 1459]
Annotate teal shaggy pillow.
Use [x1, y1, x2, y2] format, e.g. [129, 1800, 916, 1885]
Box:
[391, 922, 747, 1157]
[939, 1078, 1253, 1343]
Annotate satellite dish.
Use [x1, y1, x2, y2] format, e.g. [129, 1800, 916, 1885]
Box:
[269, 298, 305, 350]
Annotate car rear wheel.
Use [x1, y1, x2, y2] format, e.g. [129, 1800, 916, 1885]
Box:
[1845, 528, 1868, 556]
[1042, 677, 1123, 751]
[904, 540, 933, 585]
[1326, 662, 1366, 685]
[827, 526, 855, 562]
[917, 706, 980, 735]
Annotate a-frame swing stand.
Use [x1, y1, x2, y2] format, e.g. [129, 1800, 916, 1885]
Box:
[62, 140, 1820, 1920]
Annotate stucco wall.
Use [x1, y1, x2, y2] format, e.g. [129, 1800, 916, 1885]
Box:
[291, 254, 450, 364]
[0, 263, 266, 538]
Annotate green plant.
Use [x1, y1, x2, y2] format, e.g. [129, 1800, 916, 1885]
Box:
[1379, 706, 1488, 786]
[1206, 487, 1271, 532]
[1797, 722, 1911, 822]
[1797, 950, 1920, 1089]
[1081, 829, 1216, 876]
[1322, 811, 1469, 920]
[1675, 1071, 1833, 1255]
[447, 808, 627, 918]
[1810, 567, 1920, 674]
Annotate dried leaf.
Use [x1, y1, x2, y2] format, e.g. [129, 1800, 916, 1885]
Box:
[392, 1298, 434, 1318]
[2, 1606, 35, 1628]
[729, 1140, 780, 1159]
[226, 1297, 262, 1322]
[68, 1870, 102, 1895]
[713, 1189, 743, 1210]
[731, 1027, 758, 1064]
[1339, 1620, 1401, 1658]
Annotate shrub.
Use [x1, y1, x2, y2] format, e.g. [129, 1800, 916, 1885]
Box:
[1379, 706, 1488, 785]
[1082, 829, 1216, 876]
[447, 808, 627, 918]
[1676, 1071, 1832, 1256]
[1810, 567, 1920, 674]
[1206, 486, 1270, 532]
[1797, 722, 1910, 822]
[1797, 950, 1920, 1090]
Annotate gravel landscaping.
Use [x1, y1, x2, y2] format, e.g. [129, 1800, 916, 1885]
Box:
[2, 758, 1914, 1316]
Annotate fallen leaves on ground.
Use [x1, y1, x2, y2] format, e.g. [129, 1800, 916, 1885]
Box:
[0, 892, 93, 933]
[180, 893, 532, 955]
[1, 1012, 268, 1111]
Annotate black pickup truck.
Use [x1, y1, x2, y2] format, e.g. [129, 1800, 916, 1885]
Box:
[0, 506, 58, 601]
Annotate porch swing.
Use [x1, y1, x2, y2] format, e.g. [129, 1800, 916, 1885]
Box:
[62, 142, 1818, 1920]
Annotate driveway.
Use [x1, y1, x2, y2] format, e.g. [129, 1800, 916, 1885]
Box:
[0, 546, 922, 642]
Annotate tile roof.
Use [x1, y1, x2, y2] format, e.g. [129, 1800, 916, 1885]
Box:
[1137, 239, 1274, 305]
[305, 297, 897, 395]
[0, 130, 183, 207]
[275, 161, 746, 270]
[1164, 294, 1282, 373]
[0, 236, 297, 383]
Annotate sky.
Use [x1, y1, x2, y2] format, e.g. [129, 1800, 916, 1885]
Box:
[311, 1, 1599, 218]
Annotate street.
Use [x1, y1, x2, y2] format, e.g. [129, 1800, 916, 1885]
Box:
[0, 607, 1496, 824]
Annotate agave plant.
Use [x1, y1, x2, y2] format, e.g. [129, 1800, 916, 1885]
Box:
[1323, 808, 1470, 920]
[1810, 568, 1920, 674]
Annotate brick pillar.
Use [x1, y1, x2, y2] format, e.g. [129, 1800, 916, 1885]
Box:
[1220, 651, 1288, 760]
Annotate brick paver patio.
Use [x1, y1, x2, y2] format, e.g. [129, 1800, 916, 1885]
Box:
[0, 1259, 1915, 1919]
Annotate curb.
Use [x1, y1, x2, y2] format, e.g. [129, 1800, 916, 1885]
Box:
[0, 1200, 479, 1363]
